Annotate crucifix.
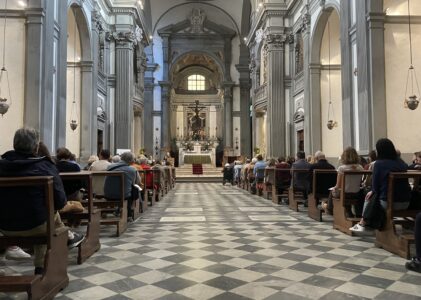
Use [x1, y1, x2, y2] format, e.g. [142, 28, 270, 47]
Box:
[187, 100, 206, 140]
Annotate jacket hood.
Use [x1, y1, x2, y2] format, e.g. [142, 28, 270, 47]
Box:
[0, 150, 45, 172]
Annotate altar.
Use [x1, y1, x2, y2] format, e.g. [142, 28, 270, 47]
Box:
[178, 141, 217, 167]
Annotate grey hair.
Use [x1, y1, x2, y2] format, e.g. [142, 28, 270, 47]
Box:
[120, 152, 134, 164]
[13, 128, 39, 154]
[314, 150, 326, 160]
[111, 155, 121, 163]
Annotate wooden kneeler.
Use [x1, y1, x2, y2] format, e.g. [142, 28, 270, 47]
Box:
[0, 176, 69, 300]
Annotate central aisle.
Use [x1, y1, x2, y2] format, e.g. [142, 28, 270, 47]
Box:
[59, 183, 420, 300]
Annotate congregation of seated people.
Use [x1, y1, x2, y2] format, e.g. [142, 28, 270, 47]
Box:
[223, 138, 421, 273]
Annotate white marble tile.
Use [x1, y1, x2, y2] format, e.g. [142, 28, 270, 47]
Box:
[177, 283, 224, 300]
[160, 216, 206, 222]
[231, 283, 278, 300]
[272, 269, 313, 281]
[66, 286, 116, 300]
[139, 259, 175, 270]
[223, 257, 257, 268]
[182, 249, 214, 258]
[362, 268, 404, 281]
[179, 270, 220, 283]
[387, 281, 421, 296]
[248, 215, 297, 221]
[165, 207, 204, 212]
[335, 282, 383, 298]
[225, 269, 266, 282]
[181, 258, 216, 269]
[84, 272, 125, 285]
[174, 192, 199, 195]
[283, 282, 331, 300]
[263, 257, 298, 268]
[239, 206, 280, 212]
[123, 285, 171, 300]
[131, 270, 173, 284]
[143, 249, 177, 258]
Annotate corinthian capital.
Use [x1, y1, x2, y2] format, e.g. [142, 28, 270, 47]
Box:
[265, 33, 286, 50]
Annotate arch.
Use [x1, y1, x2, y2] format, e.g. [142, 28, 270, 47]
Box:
[153, 2, 240, 36]
[68, 1, 92, 61]
[169, 50, 226, 84]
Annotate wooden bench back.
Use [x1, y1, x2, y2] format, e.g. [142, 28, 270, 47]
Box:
[387, 172, 421, 218]
[0, 176, 55, 249]
[290, 169, 311, 190]
[312, 169, 337, 197]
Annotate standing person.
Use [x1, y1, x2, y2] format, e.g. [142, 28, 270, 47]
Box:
[291, 151, 311, 203]
[350, 139, 410, 232]
[405, 212, 421, 273]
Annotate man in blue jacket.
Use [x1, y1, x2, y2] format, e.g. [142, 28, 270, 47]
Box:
[0, 128, 68, 274]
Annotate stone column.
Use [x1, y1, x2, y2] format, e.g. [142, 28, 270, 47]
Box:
[223, 82, 235, 148]
[80, 61, 95, 160]
[160, 81, 171, 152]
[133, 110, 142, 153]
[265, 33, 286, 157]
[367, 0, 387, 148]
[114, 30, 134, 151]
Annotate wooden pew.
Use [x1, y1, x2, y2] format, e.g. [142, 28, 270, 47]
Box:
[271, 168, 291, 204]
[263, 168, 274, 200]
[163, 166, 170, 194]
[288, 169, 310, 211]
[152, 168, 163, 202]
[308, 169, 337, 222]
[375, 171, 421, 259]
[0, 176, 69, 300]
[332, 170, 370, 235]
[91, 171, 127, 236]
[59, 172, 101, 264]
[171, 167, 176, 188]
[255, 168, 266, 196]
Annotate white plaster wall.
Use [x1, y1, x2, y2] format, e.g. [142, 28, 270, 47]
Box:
[231, 36, 241, 83]
[319, 11, 340, 65]
[0, 0, 26, 10]
[384, 0, 421, 15]
[385, 23, 421, 153]
[176, 106, 184, 138]
[0, 18, 25, 155]
[209, 105, 217, 138]
[66, 10, 82, 157]
[320, 70, 342, 157]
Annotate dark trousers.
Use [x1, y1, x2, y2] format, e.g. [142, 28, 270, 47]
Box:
[416, 212, 421, 258]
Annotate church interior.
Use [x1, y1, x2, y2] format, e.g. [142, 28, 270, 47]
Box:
[1, 0, 421, 299]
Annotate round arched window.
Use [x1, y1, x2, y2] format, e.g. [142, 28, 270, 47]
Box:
[187, 74, 205, 91]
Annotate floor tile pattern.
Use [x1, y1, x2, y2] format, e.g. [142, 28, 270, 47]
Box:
[1, 183, 420, 299]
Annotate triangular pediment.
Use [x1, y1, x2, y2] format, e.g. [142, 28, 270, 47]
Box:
[158, 8, 235, 38]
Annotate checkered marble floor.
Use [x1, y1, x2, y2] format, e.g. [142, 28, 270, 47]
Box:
[1, 183, 421, 300]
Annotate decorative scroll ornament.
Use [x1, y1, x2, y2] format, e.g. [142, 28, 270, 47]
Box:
[0, 0, 11, 117]
[112, 31, 136, 45]
[134, 26, 143, 45]
[249, 53, 256, 74]
[301, 13, 311, 32]
[255, 28, 264, 44]
[404, 0, 420, 110]
[287, 33, 294, 45]
[265, 33, 285, 49]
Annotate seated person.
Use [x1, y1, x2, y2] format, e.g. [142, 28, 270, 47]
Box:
[291, 151, 311, 200]
[90, 149, 111, 196]
[56, 147, 82, 200]
[405, 212, 421, 273]
[0, 128, 83, 275]
[253, 155, 267, 190]
[308, 151, 335, 192]
[275, 156, 291, 197]
[104, 152, 141, 220]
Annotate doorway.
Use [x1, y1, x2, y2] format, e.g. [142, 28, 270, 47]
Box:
[97, 130, 103, 155]
[297, 130, 304, 152]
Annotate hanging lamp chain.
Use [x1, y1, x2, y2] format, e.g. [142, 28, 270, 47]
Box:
[2, 0, 7, 69]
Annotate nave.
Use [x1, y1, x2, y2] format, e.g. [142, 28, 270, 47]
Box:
[3, 183, 421, 300]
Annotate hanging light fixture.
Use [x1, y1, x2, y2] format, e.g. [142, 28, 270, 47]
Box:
[0, 0, 12, 117]
[326, 19, 337, 130]
[404, 0, 420, 110]
[70, 10, 79, 131]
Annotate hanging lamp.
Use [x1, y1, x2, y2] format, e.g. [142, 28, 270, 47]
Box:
[326, 19, 337, 130]
[0, 0, 12, 117]
[404, 0, 420, 110]
[69, 11, 79, 131]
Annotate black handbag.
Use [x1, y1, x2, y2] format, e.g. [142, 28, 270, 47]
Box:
[362, 192, 386, 230]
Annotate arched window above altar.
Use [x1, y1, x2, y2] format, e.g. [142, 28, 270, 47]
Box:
[188, 74, 206, 91]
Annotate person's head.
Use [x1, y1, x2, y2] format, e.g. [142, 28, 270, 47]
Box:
[111, 155, 121, 163]
[340, 147, 360, 164]
[256, 154, 263, 161]
[13, 128, 40, 155]
[245, 158, 251, 164]
[368, 150, 377, 163]
[99, 149, 110, 161]
[139, 157, 148, 164]
[296, 151, 305, 160]
[37, 141, 51, 158]
[278, 156, 286, 163]
[307, 155, 315, 163]
[415, 151, 421, 164]
[120, 152, 135, 165]
[268, 158, 276, 166]
[376, 138, 397, 160]
[359, 156, 368, 167]
[56, 147, 73, 161]
[88, 155, 99, 165]
[314, 151, 326, 161]
[287, 156, 295, 164]
[251, 157, 257, 164]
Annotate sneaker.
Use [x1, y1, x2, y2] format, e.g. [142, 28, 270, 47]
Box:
[5, 247, 31, 261]
[349, 223, 366, 232]
[405, 257, 421, 273]
[67, 231, 85, 249]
